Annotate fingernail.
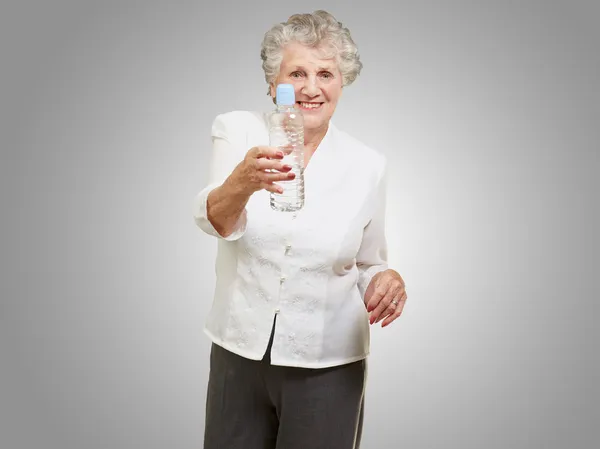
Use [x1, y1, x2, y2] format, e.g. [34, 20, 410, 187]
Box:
[276, 151, 284, 158]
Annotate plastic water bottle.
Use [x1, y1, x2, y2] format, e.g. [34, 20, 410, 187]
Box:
[268, 84, 305, 212]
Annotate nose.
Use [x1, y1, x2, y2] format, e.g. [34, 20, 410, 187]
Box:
[301, 76, 320, 97]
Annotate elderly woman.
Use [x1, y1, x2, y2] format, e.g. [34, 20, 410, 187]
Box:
[193, 10, 407, 449]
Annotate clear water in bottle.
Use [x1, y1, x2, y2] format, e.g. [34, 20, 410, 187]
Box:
[268, 84, 305, 212]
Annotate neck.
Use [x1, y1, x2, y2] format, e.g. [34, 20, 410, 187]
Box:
[304, 123, 329, 154]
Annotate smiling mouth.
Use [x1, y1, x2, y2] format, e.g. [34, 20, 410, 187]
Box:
[297, 101, 324, 111]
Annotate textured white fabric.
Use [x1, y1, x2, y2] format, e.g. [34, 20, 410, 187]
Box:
[193, 110, 388, 368]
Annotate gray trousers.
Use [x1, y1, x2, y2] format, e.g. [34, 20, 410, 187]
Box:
[203, 321, 366, 449]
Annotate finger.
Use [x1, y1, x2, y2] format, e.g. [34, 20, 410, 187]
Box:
[375, 283, 406, 324]
[369, 286, 395, 325]
[262, 171, 296, 183]
[375, 301, 397, 324]
[371, 278, 406, 324]
[256, 158, 293, 172]
[381, 291, 408, 327]
[366, 277, 390, 312]
[252, 146, 284, 160]
[279, 144, 294, 155]
[261, 181, 283, 194]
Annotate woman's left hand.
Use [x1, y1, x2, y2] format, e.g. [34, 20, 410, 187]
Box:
[364, 269, 407, 327]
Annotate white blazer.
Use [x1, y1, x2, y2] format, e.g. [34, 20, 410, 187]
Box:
[194, 110, 388, 368]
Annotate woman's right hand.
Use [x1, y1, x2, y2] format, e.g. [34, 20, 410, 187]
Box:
[227, 146, 295, 196]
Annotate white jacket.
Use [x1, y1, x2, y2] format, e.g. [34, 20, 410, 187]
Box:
[194, 110, 388, 368]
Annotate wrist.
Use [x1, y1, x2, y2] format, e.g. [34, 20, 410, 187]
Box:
[223, 171, 253, 199]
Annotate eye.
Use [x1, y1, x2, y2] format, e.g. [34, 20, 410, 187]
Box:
[290, 71, 303, 78]
[319, 71, 333, 79]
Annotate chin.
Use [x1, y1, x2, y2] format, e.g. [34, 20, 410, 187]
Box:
[303, 115, 328, 131]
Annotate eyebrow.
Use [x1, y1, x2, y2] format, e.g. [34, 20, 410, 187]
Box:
[291, 65, 334, 72]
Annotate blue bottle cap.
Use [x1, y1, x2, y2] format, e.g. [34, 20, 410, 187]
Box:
[276, 84, 295, 105]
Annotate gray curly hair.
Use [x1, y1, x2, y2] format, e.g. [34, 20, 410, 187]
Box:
[260, 10, 363, 96]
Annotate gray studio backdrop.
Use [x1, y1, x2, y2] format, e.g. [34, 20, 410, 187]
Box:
[1, 1, 598, 448]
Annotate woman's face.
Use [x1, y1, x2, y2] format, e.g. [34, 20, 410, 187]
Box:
[271, 41, 343, 134]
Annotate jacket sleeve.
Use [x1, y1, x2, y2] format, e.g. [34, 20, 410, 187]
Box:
[356, 155, 389, 300]
[193, 113, 248, 241]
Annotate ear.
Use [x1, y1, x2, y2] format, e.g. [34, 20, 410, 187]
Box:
[269, 82, 276, 98]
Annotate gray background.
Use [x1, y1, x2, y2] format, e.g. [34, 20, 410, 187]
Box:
[1, 0, 598, 448]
